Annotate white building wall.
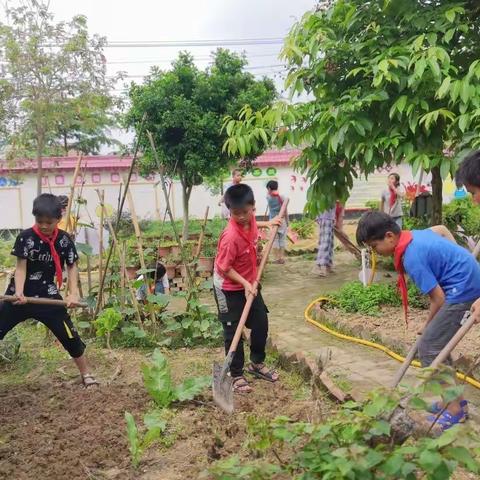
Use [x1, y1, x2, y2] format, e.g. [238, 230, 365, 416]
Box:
[1, 161, 456, 231]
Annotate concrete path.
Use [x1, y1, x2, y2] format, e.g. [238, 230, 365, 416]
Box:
[263, 253, 480, 415]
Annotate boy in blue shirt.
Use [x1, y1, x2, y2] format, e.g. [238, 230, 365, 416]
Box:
[356, 211, 480, 430]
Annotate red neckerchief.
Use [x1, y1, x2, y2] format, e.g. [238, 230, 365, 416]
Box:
[32, 225, 63, 288]
[393, 231, 413, 325]
[269, 191, 283, 206]
[229, 215, 258, 279]
[389, 186, 397, 209]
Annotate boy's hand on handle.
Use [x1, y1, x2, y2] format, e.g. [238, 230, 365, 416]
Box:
[65, 293, 81, 308]
[243, 281, 258, 299]
[13, 292, 27, 305]
[269, 216, 282, 228]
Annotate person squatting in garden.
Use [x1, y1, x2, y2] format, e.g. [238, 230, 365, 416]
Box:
[136, 262, 171, 303]
[356, 211, 480, 430]
[0, 194, 97, 387]
[312, 205, 336, 277]
[213, 184, 281, 393]
[456, 150, 480, 324]
[266, 180, 289, 265]
[380, 172, 405, 228]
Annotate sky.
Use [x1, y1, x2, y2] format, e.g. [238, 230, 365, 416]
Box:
[3, 0, 316, 93]
[1, 0, 317, 148]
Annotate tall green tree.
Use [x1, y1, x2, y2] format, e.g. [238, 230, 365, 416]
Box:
[0, 0, 120, 194]
[224, 0, 480, 223]
[126, 49, 276, 238]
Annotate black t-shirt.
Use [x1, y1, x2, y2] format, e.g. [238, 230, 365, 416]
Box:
[7, 228, 79, 298]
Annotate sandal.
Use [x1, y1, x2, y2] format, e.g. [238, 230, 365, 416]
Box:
[427, 409, 466, 431]
[428, 399, 469, 419]
[82, 373, 99, 388]
[247, 363, 279, 382]
[232, 376, 252, 394]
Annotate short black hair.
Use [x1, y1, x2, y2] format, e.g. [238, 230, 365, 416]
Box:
[266, 180, 278, 191]
[156, 263, 166, 279]
[356, 211, 401, 246]
[224, 183, 255, 209]
[456, 150, 480, 188]
[57, 195, 69, 209]
[32, 193, 62, 219]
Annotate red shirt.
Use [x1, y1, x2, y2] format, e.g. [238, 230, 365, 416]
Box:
[214, 216, 258, 291]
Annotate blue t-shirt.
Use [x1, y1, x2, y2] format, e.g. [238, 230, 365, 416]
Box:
[403, 229, 480, 304]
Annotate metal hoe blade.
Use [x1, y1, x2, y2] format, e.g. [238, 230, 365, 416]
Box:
[212, 361, 234, 414]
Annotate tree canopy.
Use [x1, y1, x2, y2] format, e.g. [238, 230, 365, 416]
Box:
[0, 0, 120, 194]
[125, 49, 276, 237]
[224, 0, 480, 222]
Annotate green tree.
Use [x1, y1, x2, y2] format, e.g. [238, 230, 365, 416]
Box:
[223, 0, 480, 223]
[0, 0, 120, 194]
[125, 49, 276, 238]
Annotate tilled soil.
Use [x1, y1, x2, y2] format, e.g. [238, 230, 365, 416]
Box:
[0, 347, 326, 480]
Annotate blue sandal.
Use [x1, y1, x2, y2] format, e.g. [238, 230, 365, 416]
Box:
[428, 400, 469, 419]
[427, 409, 466, 431]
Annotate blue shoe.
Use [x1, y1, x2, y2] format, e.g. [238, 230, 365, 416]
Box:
[428, 399, 469, 419]
[427, 409, 466, 431]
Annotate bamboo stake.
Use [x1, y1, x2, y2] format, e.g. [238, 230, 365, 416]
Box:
[65, 155, 83, 234]
[125, 184, 157, 324]
[120, 240, 126, 309]
[84, 227, 92, 293]
[98, 190, 105, 308]
[194, 206, 210, 259]
[93, 112, 147, 319]
[96, 190, 142, 325]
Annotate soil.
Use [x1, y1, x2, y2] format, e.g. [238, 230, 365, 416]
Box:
[0, 341, 329, 480]
[319, 305, 480, 374]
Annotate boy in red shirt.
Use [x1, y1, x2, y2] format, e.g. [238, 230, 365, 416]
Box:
[214, 184, 281, 393]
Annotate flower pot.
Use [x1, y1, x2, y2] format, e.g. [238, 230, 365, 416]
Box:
[125, 266, 138, 280]
[188, 233, 201, 241]
[158, 245, 172, 258]
[165, 264, 177, 280]
[197, 256, 214, 273]
[170, 245, 182, 256]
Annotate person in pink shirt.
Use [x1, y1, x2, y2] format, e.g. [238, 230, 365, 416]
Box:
[213, 184, 281, 394]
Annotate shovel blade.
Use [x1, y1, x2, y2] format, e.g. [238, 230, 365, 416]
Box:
[212, 361, 234, 414]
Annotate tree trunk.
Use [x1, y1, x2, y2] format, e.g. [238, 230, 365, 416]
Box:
[36, 137, 44, 196]
[431, 166, 443, 226]
[181, 183, 192, 241]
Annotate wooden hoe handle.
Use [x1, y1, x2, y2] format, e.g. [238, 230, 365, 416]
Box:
[0, 295, 88, 308]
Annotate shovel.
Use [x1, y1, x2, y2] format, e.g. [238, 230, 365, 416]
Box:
[389, 310, 476, 442]
[0, 294, 88, 308]
[213, 199, 289, 413]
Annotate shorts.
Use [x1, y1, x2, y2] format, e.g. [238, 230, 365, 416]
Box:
[418, 302, 472, 367]
[273, 222, 287, 249]
[0, 301, 86, 358]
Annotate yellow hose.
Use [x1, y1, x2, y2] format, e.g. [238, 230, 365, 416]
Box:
[304, 296, 480, 390]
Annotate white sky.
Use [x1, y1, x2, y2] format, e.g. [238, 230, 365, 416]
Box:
[2, 0, 316, 149]
[4, 0, 316, 92]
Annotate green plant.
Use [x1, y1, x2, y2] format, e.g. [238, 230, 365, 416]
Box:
[125, 409, 170, 468]
[365, 200, 381, 210]
[94, 307, 122, 349]
[290, 217, 315, 239]
[0, 330, 20, 363]
[208, 379, 480, 479]
[443, 197, 480, 246]
[330, 281, 427, 316]
[141, 349, 211, 408]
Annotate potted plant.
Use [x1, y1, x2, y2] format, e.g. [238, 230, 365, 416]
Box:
[164, 252, 180, 279]
[198, 242, 215, 272]
[158, 240, 177, 258]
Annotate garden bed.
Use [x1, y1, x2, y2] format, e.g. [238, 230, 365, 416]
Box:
[315, 305, 480, 377]
[0, 326, 329, 480]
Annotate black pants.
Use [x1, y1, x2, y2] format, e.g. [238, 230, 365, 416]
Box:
[214, 287, 269, 377]
[0, 301, 86, 358]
